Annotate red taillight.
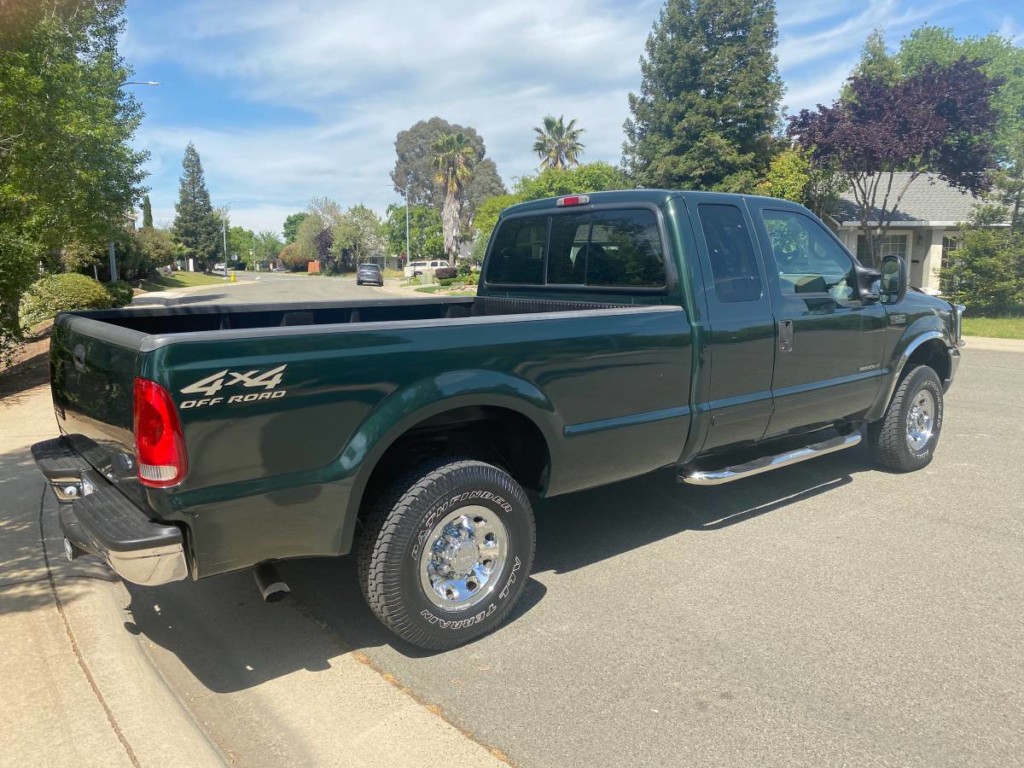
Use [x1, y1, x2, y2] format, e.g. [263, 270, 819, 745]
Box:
[556, 194, 590, 207]
[133, 378, 187, 488]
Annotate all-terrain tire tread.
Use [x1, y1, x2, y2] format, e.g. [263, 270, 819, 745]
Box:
[356, 458, 535, 650]
[868, 365, 943, 472]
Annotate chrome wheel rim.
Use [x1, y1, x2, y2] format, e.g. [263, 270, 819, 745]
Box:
[906, 389, 935, 452]
[418, 505, 508, 612]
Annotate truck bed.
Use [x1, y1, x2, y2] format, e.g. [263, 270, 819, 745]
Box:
[50, 293, 693, 577]
[77, 295, 639, 336]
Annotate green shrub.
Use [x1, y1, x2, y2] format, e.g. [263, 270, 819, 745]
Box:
[20, 273, 114, 326]
[105, 280, 134, 308]
[434, 266, 457, 280]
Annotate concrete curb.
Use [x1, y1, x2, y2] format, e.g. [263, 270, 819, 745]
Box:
[0, 386, 223, 767]
[962, 335, 1024, 353]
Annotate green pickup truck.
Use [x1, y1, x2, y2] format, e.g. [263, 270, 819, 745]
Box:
[33, 190, 964, 650]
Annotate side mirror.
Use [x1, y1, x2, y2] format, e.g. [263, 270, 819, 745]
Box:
[855, 263, 882, 303]
[880, 254, 907, 304]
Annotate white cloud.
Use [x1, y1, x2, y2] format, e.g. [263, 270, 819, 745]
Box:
[130, 0, 656, 232]
[782, 58, 860, 113]
[127, 0, 1008, 233]
[998, 16, 1024, 45]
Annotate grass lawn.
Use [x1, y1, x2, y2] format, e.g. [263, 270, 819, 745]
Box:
[962, 316, 1024, 340]
[138, 272, 226, 292]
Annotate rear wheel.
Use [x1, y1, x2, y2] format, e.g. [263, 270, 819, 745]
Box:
[358, 458, 536, 651]
[868, 365, 944, 472]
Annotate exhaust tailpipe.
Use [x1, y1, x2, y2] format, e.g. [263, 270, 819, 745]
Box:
[254, 563, 290, 603]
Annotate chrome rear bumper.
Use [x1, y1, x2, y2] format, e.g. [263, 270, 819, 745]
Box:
[33, 437, 189, 586]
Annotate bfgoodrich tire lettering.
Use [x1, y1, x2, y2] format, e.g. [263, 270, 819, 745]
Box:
[358, 458, 536, 651]
[868, 364, 944, 472]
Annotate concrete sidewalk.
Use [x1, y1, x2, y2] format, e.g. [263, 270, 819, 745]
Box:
[0, 386, 223, 768]
[0, 384, 509, 768]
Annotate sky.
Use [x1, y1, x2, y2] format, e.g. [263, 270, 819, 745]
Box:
[121, 0, 1024, 236]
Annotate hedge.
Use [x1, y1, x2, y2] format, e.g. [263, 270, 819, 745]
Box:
[20, 273, 114, 326]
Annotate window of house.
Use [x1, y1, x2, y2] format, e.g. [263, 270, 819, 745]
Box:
[697, 204, 762, 303]
[856, 233, 908, 263]
[941, 235, 961, 295]
[763, 209, 857, 301]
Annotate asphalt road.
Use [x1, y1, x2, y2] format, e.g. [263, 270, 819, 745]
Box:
[134, 271, 400, 305]
[125, 282, 1024, 766]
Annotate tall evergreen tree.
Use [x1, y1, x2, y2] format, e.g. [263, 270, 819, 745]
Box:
[141, 194, 153, 228]
[622, 0, 783, 191]
[172, 142, 220, 267]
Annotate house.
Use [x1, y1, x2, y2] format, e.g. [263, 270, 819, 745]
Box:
[826, 172, 1001, 293]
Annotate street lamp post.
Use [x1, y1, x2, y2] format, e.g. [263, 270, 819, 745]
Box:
[220, 200, 241, 271]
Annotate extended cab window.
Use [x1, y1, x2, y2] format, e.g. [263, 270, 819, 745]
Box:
[697, 204, 762, 303]
[488, 208, 666, 288]
[762, 210, 856, 301]
[486, 216, 548, 285]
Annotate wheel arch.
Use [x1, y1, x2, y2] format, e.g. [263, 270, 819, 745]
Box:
[338, 371, 558, 552]
[866, 330, 951, 422]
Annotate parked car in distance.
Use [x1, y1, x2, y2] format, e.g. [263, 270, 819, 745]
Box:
[356, 263, 384, 286]
[404, 259, 448, 278]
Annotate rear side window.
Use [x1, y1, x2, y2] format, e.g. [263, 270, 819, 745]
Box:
[487, 208, 665, 288]
[697, 204, 762, 303]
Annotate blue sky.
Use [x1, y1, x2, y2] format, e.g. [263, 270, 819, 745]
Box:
[122, 0, 1024, 235]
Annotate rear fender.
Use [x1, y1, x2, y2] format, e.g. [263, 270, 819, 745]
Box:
[338, 370, 559, 548]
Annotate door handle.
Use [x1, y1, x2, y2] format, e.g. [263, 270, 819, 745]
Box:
[778, 320, 793, 353]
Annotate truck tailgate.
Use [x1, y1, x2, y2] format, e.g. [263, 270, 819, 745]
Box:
[50, 313, 147, 503]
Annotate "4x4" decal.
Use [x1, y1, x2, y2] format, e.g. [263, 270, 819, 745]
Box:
[179, 365, 288, 409]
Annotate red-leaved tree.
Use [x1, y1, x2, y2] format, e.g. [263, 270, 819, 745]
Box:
[788, 58, 1000, 266]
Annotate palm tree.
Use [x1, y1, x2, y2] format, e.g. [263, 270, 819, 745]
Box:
[431, 132, 477, 264]
[532, 115, 585, 171]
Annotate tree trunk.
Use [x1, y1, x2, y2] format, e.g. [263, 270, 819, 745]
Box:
[442, 191, 461, 264]
[2, 295, 23, 342]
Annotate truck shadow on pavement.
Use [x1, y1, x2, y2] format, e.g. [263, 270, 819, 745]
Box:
[122, 445, 869, 692]
[532, 445, 866, 576]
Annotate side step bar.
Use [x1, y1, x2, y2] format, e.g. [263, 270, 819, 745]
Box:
[680, 432, 861, 486]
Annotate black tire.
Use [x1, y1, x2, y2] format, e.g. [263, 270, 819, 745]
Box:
[358, 458, 536, 651]
[868, 365, 944, 472]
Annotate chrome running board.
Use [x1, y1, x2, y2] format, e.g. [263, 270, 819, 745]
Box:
[680, 432, 861, 486]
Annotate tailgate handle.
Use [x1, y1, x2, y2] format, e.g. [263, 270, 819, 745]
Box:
[72, 344, 86, 372]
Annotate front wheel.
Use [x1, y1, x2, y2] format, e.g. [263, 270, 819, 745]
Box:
[868, 365, 944, 472]
[358, 459, 536, 651]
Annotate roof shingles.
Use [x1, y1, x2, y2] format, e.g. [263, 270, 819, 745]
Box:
[828, 172, 981, 225]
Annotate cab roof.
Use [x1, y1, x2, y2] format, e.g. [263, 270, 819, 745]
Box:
[499, 189, 807, 218]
